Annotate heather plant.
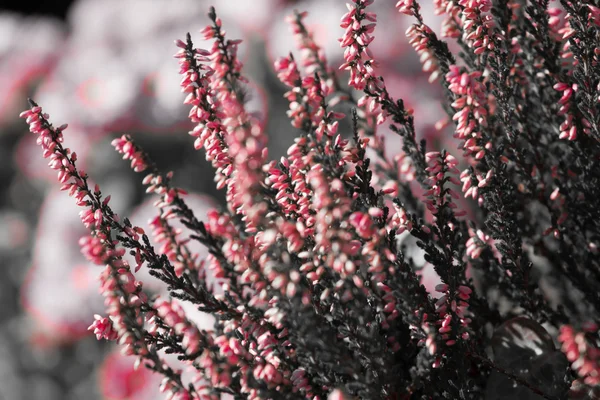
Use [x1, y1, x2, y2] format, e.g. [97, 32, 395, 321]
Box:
[20, 0, 600, 399]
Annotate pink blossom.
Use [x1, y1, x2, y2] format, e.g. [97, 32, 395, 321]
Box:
[88, 314, 119, 341]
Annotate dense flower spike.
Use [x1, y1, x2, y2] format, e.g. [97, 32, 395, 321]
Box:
[22, 102, 200, 399]
[406, 24, 442, 83]
[339, 0, 378, 91]
[207, 28, 268, 231]
[559, 324, 600, 396]
[176, 48, 231, 190]
[285, 10, 335, 88]
[445, 66, 488, 161]
[22, 2, 600, 399]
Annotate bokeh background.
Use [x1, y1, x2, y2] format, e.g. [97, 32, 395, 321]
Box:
[0, 1, 446, 399]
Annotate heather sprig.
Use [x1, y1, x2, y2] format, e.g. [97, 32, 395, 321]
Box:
[21, 1, 600, 399]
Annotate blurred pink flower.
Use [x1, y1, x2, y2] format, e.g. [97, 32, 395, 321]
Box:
[99, 351, 162, 400]
[0, 13, 64, 126]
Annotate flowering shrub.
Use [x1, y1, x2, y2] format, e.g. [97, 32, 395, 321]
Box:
[20, 1, 600, 399]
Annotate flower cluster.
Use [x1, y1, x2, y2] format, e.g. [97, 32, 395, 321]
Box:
[559, 324, 600, 397]
[21, 1, 600, 399]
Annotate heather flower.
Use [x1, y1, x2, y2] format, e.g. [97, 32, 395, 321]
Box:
[88, 314, 119, 341]
[21, 188, 108, 341]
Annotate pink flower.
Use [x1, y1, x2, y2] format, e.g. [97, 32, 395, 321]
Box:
[88, 314, 119, 341]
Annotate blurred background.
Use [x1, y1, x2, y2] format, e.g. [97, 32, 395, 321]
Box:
[0, 1, 445, 399]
